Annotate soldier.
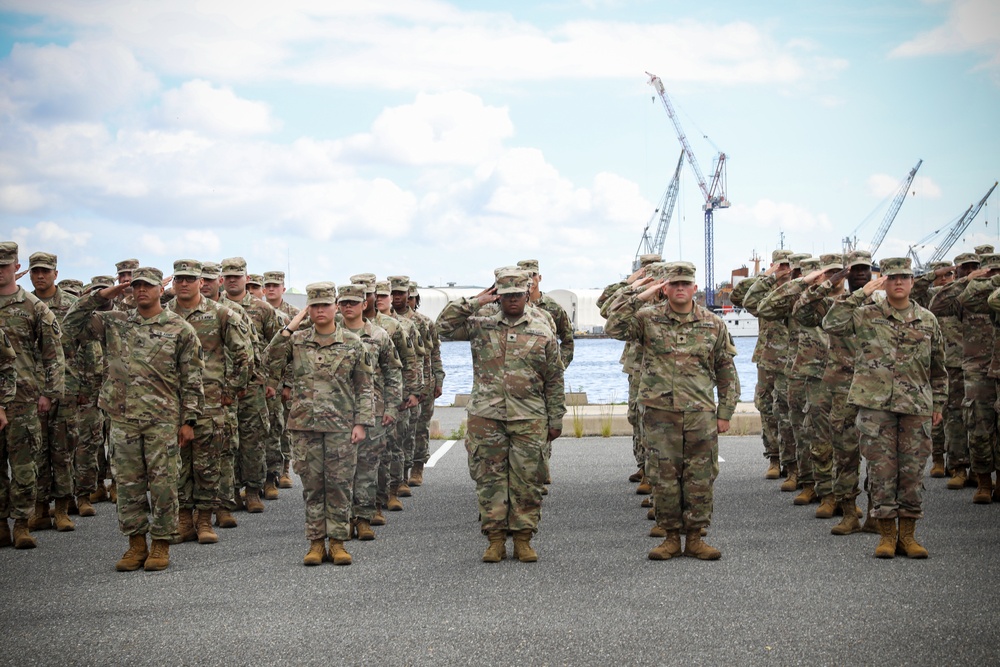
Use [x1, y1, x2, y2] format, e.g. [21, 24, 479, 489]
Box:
[0, 331, 13, 431]
[267, 282, 374, 566]
[436, 272, 565, 563]
[0, 242, 65, 549]
[388, 276, 425, 499]
[606, 262, 738, 561]
[824, 257, 946, 559]
[405, 281, 444, 489]
[264, 270, 298, 489]
[64, 266, 204, 571]
[166, 260, 252, 544]
[113, 258, 139, 311]
[518, 259, 574, 368]
[27, 252, 79, 531]
[975, 244, 994, 255]
[246, 274, 265, 300]
[57, 279, 84, 297]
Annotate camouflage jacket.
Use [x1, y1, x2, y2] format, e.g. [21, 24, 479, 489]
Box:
[266, 326, 375, 433]
[741, 274, 790, 372]
[64, 292, 204, 425]
[910, 273, 942, 309]
[75, 337, 105, 400]
[600, 282, 646, 375]
[0, 286, 65, 403]
[167, 296, 253, 412]
[346, 320, 403, 422]
[396, 306, 438, 393]
[480, 301, 559, 343]
[36, 287, 79, 396]
[796, 281, 874, 392]
[729, 277, 757, 309]
[597, 280, 627, 309]
[224, 292, 282, 385]
[374, 312, 421, 401]
[605, 296, 739, 420]
[929, 277, 993, 376]
[0, 330, 15, 406]
[535, 292, 574, 367]
[824, 289, 947, 416]
[436, 298, 566, 428]
[758, 278, 828, 380]
[274, 300, 300, 320]
[957, 276, 1000, 379]
[415, 309, 445, 392]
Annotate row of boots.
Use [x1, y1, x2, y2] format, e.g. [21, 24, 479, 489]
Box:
[116, 534, 171, 571]
[483, 530, 537, 563]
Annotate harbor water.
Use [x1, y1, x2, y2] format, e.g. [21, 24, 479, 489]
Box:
[437, 337, 758, 406]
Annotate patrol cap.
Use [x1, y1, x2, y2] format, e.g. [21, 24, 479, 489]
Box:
[220, 257, 247, 277]
[645, 261, 673, 281]
[665, 261, 697, 284]
[819, 253, 844, 272]
[29, 252, 57, 270]
[847, 250, 873, 268]
[305, 282, 337, 306]
[58, 278, 84, 295]
[980, 253, 1000, 271]
[115, 258, 139, 274]
[638, 253, 662, 267]
[771, 249, 793, 263]
[788, 253, 812, 270]
[953, 252, 979, 266]
[974, 244, 994, 255]
[927, 261, 952, 272]
[201, 262, 222, 280]
[0, 241, 17, 265]
[879, 257, 913, 277]
[517, 259, 540, 275]
[337, 283, 366, 303]
[90, 275, 115, 289]
[172, 259, 202, 278]
[799, 257, 821, 273]
[130, 266, 163, 286]
[495, 271, 530, 295]
[375, 280, 392, 296]
[388, 275, 410, 292]
[263, 271, 285, 285]
[494, 265, 519, 278]
[247, 274, 264, 287]
[408, 281, 419, 297]
[350, 273, 376, 293]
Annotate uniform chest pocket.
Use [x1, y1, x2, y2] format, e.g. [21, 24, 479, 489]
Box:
[144, 331, 178, 369]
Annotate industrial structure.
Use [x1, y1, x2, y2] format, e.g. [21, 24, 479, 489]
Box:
[843, 159, 922, 256]
[908, 181, 998, 272]
[633, 151, 684, 271]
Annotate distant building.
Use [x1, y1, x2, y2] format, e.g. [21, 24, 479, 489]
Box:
[547, 289, 605, 334]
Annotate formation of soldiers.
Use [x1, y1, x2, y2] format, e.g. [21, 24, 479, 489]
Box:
[0, 242, 446, 569]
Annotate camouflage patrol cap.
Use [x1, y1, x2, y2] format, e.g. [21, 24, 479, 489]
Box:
[974, 244, 994, 255]
[788, 253, 812, 270]
[645, 261, 673, 281]
[665, 261, 697, 284]
[337, 283, 366, 303]
[263, 271, 285, 285]
[388, 275, 410, 292]
[799, 257, 821, 273]
[201, 262, 222, 279]
[847, 250, 873, 268]
[58, 278, 84, 295]
[115, 258, 139, 274]
[927, 261, 952, 272]
[879, 257, 913, 277]
[305, 282, 337, 306]
[408, 281, 419, 297]
[494, 265, 519, 278]
[818, 253, 844, 272]
[29, 252, 57, 270]
[130, 266, 163, 286]
[0, 241, 17, 265]
[220, 257, 247, 277]
[517, 259, 540, 275]
[980, 253, 1000, 271]
[172, 259, 202, 278]
[247, 274, 264, 287]
[90, 275, 115, 289]
[375, 280, 392, 296]
[771, 249, 794, 263]
[350, 273, 377, 293]
[638, 253, 662, 267]
[953, 252, 979, 266]
[495, 271, 530, 295]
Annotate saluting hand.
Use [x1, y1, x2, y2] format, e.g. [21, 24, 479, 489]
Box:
[475, 285, 499, 306]
[98, 283, 128, 300]
[863, 275, 886, 296]
[828, 268, 850, 289]
[802, 269, 826, 285]
[626, 267, 646, 285]
[285, 306, 309, 333]
[636, 280, 666, 302]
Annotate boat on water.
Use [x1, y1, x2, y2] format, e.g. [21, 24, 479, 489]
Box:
[715, 307, 758, 337]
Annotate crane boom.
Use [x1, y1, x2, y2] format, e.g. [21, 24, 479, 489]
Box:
[926, 181, 998, 265]
[869, 159, 922, 256]
[647, 73, 710, 202]
[633, 151, 685, 270]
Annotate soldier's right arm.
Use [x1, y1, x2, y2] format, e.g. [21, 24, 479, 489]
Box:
[435, 298, 479, 342]
[741, 275, 776, 316]
[822, 288, 866, 336]
[219, 305, 253, 396]
[391, 325, 421, 400]
[265, 328, 294, 392]
[792, 282, 834, 327]
[63, 291, 108, 346]
[33, 300, 65, 400]
[987, 277, 1000, 314]
[729, 276, 758, 309]
[928, 277, 967, 318]
[597, 280, 627, 309]
[604, 294, 647, 343]
[756, 278, 804, 321]
[957, 276, 996, 314]
[0, 330, 15, 407]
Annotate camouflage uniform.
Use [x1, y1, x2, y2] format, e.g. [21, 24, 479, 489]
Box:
[406, 283, 444, 472]
[73, 284, 110, 500]
[64, 271, 204, 542]
[264, 307, 291, 489]
[267, 283, 375, 542]
[436, 278, 565, 536]
[112, 258, 139, 313]
[266, 273, 300, 474]
[957, 262, 1000, 476]
[388, 277, 427, 478]
[605, 263, 739, 537]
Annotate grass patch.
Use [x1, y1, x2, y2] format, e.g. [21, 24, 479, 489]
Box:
[598, 392, 617, 437]
[568, 383, 585, 438]
[448, 421, 467, 440]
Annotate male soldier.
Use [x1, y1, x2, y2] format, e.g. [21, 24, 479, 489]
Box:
[28, 252, 79, 531]
[337, 283, 401, 540]
[0, 242, 65, 549]
[268, 283, 374, 566]
[437, 272, 565, 563]
[824, 257, 946, 559]
[64, 267, 204, 571]
[264, 270, 299, 489]
[0, 331, 13, 430]
[405, 281, 444, 488]
[606, 261, 738, 560]
[113, 259, 139, 311]
[246, 275, 265, 300]
[166, 260, 252, 544]
[221, 257, 281, 512]
[975, 244, 995, 255]
[57, 279, 84, 297]
[388, 276, 426, 499]
[518, 259, 574, 368]
[262, 302, 292, 501]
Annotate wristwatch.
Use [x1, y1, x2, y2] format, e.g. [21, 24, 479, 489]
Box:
[185, 419, 196, 428]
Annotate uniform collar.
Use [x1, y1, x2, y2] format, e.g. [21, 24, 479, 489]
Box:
[879, 298, 919, 323]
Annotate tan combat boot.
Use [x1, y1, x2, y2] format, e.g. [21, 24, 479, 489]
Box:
[641, 496, 653, 508]
[355, 518, 375, 541]
[371, 505, 387, 526]
[108, 480, 118, 504]
[397, 480, 412, 498]
[177, 508, 197, 542]
[263, 475, 279, 500]
[244, 488, 265, 513]
[972, 472, 993, 504]
[0, 519, 11, 548]
[144, 539, 171, 571]
[77, 494, 96, 517]
[780, 464, 799, 492]
[482, 531, 507, 563]
[635, 476, 652, 495]
[408, 462, 424, 487]
[196, 510, 219, 544]
[649, 524, 666, 538]
[28, 501, 52, 531]
[830, 500, 861, 535]
[215, 509, 238, 529]
[874, 518, 897, 558]
[329, 539, 353, 565]
[387, 486, 404, 512]
[929, 454, 946, 478]
[895, 518, 928, 558]
[12, 519, 36, 549]
[89, 483, 109, 503]
[683, 531, 721, 560]
[628, 467, 643, 483]
[303, 539, 325, 566]
[53, 498, 75, 532]
[946, 467, 968, 490]
[815, 495, 837, 519]
[278, 460, 293, 489]
[646, 507, 655, 521]
[793, 484, 817, 506]
[115, 534, 148, 571]
[648, 530, 682, 560]
[765, 456, 781, 480]
[512, 530, 538, 563]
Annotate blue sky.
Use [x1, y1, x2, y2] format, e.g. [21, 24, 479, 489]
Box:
[1, 0, 998, 291]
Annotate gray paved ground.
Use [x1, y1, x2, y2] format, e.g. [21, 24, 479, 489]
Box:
[1, 434, 998, 666]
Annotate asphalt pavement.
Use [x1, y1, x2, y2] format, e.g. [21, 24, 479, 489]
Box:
[1, 434, 997, 666]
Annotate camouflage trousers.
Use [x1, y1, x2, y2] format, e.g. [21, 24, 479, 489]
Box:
[382, 410, 408, 496]
[466, 415, 547, 535]
[795, 377, 833, 496]
[755, 366, 779, 459]
[414, 393, 434, 465]
[627, 373, 644, 468]
[856, 408, 931, 520]
[963, 374, 999, 474]
[179, 412, 225, 511]
[402, 403, 421, 471]
[291, 430, 357, 541]
[830, 392, 861, 501]
[236, 386, 269, 491]
[0, 401, 41, 521]
[264, 392, 285, 480]
[787, 378, 816, 487]
[352, 425, 386, 521]
[74, 395, 108, 495]
[643, 407, 718, 532]
[110, 419, 180, 541]
[772, 373, 796, 468]
[36, 399, 76, 500]
[281, 401, 291, 462]
[944, 368, 968, 469]
[218, 404, 239, 511]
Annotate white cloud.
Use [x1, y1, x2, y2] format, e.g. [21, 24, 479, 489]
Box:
[159, 80, 280, 136]
[867, 173, 942, 199]
[727, 199, 833, 232]
[891, 0, 1000, 76]
[9, 221, 93, 266]
[0, 184, 45, 213]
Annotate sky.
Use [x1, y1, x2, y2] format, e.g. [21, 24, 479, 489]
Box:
[2, 0, 999, 293]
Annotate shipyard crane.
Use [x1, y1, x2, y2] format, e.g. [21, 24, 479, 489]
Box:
[634, 151, 685, 271]
[845, 159, 922, 256]
[907, 181, 998, 272]
[646, 72, 730, 306]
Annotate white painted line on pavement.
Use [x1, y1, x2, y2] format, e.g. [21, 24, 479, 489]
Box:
[719, 457, 725, 463]
[426, 440, 457, 468]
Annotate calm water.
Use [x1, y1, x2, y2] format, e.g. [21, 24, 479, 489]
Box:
[437, 337, 757, 405]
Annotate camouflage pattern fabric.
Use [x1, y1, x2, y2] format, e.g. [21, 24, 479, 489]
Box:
[754, 367, 779, 459]
[353, 427, 386, 521]
[292, 431, 358, 541]
[110, 420, 180, 541]
[0, 286, 65, 403]
[830, 392, 861, 501]
[535, 292, 574, 367]
[773, 373, 796, 468]
[857, 409, 932, 519]
[0, 330, 14, 405]
[35, 287, 78, 501]
[180, 414, 225, 511]
[218, 404, 239, 511]
[236, 387, 269, 491]
[73, 393, 106, 496]
[0, 401, 41, 520]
